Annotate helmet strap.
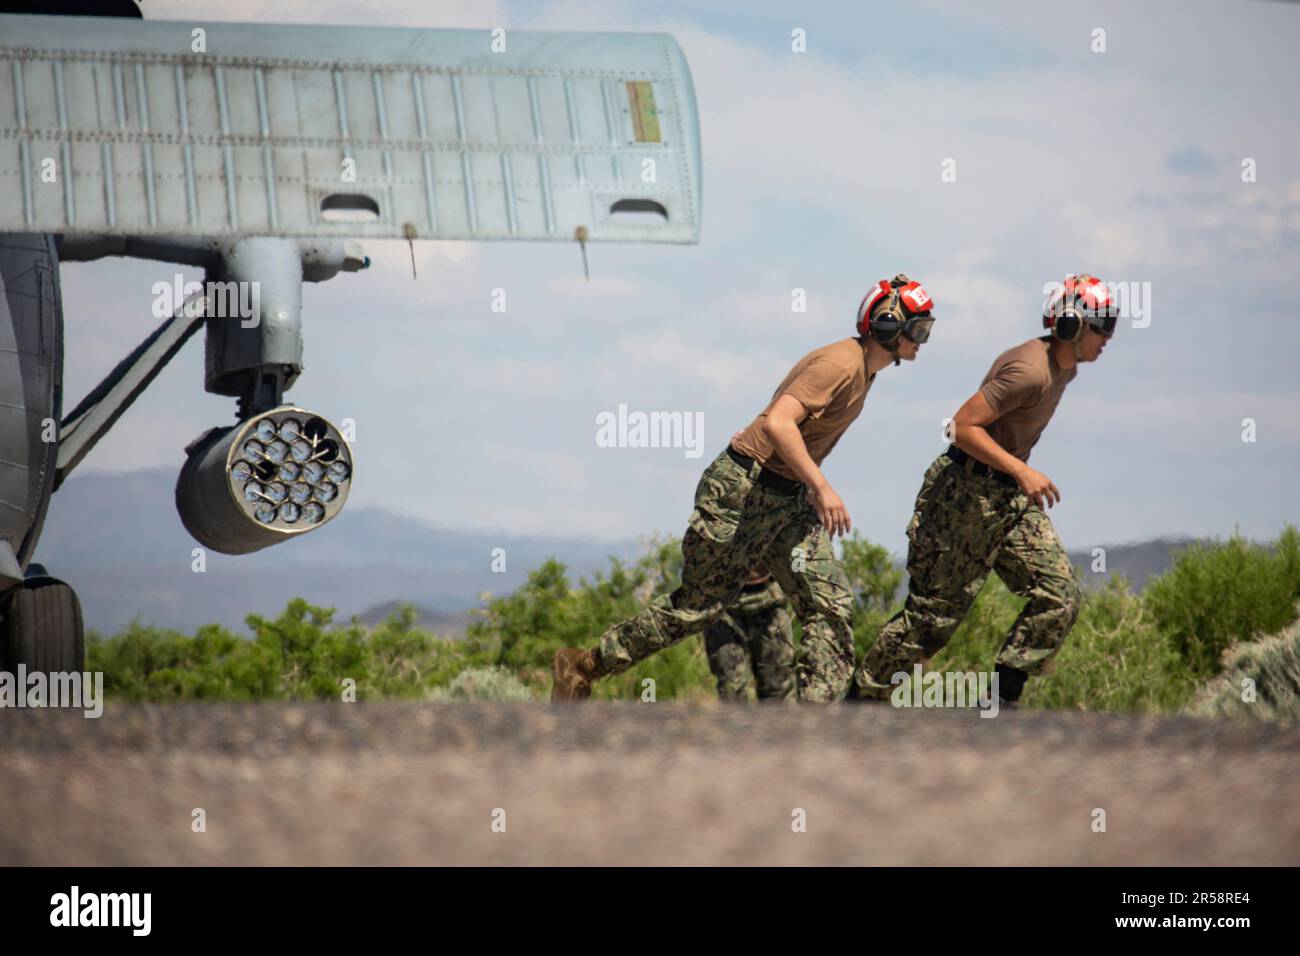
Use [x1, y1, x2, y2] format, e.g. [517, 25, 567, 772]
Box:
[1071, 338, 1085, 360]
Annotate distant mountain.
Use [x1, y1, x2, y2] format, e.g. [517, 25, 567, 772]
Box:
[30, 468, 1205, 637]
[33, 468, 644, 636]
[1067, 536, 1203, 592]
[353, 600, 478, 638]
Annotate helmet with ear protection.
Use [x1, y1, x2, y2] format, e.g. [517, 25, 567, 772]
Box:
[856, 274, 935, 347]
[1043, 274, 1118, 341]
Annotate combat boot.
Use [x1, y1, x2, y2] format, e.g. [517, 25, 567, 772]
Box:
[995, 663, 1027, 712]
[551, 647, 605, 702]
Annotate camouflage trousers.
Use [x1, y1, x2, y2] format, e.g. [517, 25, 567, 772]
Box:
[704, 578, 796, 701]
[850, 451, 1081, 698]
[598, 448, 856, 702]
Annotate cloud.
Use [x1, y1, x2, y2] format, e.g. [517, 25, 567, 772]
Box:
[915, 270, 1028, 346]
[600, 328, 784, 398]
[543, 274, 646, 298]
[1166, 146, 1221, 176]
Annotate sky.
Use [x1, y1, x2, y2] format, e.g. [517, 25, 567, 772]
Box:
[56, 0, 1300, 560]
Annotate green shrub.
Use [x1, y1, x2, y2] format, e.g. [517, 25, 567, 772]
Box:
[1027, 576, 1198, 712]
[87, 599, 491, 700]
[924, 575, 1023, 676]
[917, 573, 1197, 712]
[463, 537, 687, 693]
[1145, 532, 1299, 676]
[459, 536, 717, 701]
[1275, 524, 1300, 600]
[594, 639, 716, 702]
[83, 525, 1300, 713]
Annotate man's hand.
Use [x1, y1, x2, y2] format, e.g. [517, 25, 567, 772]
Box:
[808, 483, 852, 537]
[1014, 464, 1061, 509]
[953, 392, 1062, 510]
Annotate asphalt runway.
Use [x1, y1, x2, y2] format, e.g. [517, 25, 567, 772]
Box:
[1, 702, 1297, 865]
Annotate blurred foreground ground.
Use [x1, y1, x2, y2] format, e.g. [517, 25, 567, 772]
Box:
[1, 702, 1297, 865]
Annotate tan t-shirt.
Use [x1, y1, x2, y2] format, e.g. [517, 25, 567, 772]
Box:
[731, 338, 874, 480]
[977, 337, 1076, 462]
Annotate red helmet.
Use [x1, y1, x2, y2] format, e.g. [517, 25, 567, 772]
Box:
[1043, 274, 1118, 341]
[856, 274, 935, 347]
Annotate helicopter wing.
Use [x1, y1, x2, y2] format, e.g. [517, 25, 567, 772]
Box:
[0, 13, 701, 243]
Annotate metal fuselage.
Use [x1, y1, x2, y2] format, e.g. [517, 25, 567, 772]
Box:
[0, 235, 61, 585]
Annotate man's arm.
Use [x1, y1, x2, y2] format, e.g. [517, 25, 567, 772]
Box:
[762, 394, 851, 536]
[951, 392, 1061, 509]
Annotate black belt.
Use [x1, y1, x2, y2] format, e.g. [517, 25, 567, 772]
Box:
[726, 446, 804, 496]
[945, 444, 1018, 488]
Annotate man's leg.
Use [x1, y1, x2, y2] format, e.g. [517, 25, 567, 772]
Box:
[553, 449, 780, 700]
[747, 599, 797, 701]
[763, 500, 856, 703]
[705, 578, 795, 700]
[596, 523, 766, 674]
[722, 578, 796, 701]
[849, 456, 1015, 699]
[990, 506, 1081, 703]
[703, 611, 756, 700]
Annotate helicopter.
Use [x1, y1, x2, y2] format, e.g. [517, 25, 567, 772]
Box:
[0, 2, 702, 673]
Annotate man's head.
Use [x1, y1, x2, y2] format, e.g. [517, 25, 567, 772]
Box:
[1074, 324, 1109, 362]
[856, 274, 935, 365]
[1042, 273, 1117, 363]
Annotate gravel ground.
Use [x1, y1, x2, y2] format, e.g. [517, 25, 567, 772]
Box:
[1, 701, 1297, 865]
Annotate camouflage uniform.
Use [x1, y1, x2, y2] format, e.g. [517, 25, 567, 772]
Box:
[704, 576, 796, 701]
[598, 448, 856, 702]
[850, 450, 1081, 698]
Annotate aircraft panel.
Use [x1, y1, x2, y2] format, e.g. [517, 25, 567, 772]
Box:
[0, 14, 702, 243]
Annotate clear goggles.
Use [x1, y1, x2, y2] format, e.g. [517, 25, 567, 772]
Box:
[1085, 312, 1119, 337]
[902, 315, 935, 344]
